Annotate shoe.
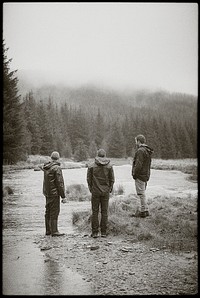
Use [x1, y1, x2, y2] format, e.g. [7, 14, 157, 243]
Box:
[52, 231, 65, 237]
[101, 234, 107, 238]
[140, 211, 146, 218]
[91, 233, 98, 238]
[131, 211, 147, 218]
[45, 231, 51, 236]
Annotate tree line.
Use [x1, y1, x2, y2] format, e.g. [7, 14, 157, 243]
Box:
[3, 43, 197, 164]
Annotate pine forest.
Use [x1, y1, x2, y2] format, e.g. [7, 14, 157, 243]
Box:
[3, 43, 197, 164]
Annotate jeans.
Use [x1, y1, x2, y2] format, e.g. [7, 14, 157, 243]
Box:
[135, 179, 148, 212]
[91, 193, 109, 234]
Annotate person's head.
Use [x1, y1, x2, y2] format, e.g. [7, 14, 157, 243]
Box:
[97, 148, 106, 158]
[50, 151, 60, 160]
[135, 134, 146, 146]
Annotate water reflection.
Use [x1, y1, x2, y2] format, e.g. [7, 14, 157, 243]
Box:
[3, 168, 94, 295]
[42, 260, 93, 295]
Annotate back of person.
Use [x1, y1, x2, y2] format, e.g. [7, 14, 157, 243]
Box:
[134, 144, 153, 182]
[91, 156, 113, 195]
[43, 161, 63, 197]
[87, 148, 115, 238]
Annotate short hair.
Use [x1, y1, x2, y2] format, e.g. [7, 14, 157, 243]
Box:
[97, 149, 106, 157]
[135, 134, 146, 144]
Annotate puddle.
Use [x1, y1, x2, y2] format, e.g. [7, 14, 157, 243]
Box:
[3, 237, 94, 295]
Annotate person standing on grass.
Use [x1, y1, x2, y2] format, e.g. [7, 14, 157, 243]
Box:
[132, 134, 153, 218]
[87, 149, 115, 238]
[41, 151, 67, 236]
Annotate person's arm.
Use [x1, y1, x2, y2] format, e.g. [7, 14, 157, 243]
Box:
[55, 167, 65, 198]
[132, 150, 144, 179]
[87, 167, 93, 193]
[109, 166, 115, 193]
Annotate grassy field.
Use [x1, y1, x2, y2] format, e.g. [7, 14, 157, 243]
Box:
[68, 158, 197, 253]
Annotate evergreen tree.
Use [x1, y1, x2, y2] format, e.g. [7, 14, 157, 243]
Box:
[88, 140, 97, 158]
[95, 109, 105, 148]
[107, 121, 126, 158]
[73, 139, 89, 161]
[23, 91, 42, 154]
[3, 42, 25, 163]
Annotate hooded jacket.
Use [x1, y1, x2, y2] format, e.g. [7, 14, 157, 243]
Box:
[132, 144, 153, 182]
[42, 161, 65, 198]
[87, 156, 115, 195]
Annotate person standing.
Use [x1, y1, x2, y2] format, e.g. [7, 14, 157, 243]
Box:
[132, 134, 153, 218]
[87, 149, 115, 238]
[41, 151, 66, 236]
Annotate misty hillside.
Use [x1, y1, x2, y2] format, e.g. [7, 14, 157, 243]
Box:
[4, 68, 197, 164]
[18, 72, 197, 120]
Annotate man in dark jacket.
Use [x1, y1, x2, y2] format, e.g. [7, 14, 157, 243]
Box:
[87, 149, 115, 238]
[132, 135, 153, 218]
[42, 151, 66, 236]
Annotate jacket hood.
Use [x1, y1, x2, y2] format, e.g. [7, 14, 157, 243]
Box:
[95, 156, 110, 166]
[140, 144, 154, 155]
[43, 160, 61, 170]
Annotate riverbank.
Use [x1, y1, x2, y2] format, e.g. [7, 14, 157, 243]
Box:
[36, 230, 197, 295]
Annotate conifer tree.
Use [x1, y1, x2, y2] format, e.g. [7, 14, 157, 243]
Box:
[107, 121, 126, 158]
[3, 42, 25, 163]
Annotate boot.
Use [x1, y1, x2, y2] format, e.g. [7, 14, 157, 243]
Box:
[51, 219, 65, 237]
[45, 217, 51, 235]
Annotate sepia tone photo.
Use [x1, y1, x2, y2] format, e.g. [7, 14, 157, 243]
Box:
[2, 2, 197, 295]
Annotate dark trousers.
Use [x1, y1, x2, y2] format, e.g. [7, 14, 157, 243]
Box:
[91, 193, 109, 234]
[45, 196, 60, 221]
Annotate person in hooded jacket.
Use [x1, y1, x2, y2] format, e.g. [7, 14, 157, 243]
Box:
[87, 149, 115, 238]
[132, 134, 153, 218]
[41, 151, 66, 236]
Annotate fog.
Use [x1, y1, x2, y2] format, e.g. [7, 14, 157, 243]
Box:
[3, 3, 198, 96]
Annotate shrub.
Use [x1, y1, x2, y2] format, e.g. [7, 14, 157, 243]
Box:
[65, 184, 90, 201]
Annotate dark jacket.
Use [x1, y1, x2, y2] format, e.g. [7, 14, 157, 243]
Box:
[87, 156, 115, 195]
[132, 144, 153, 182]
[42, 161, 65, 198]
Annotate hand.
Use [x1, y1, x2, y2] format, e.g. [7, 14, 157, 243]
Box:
[132, 175, 136, 180]
[110, 188, 113, 193]
[61, 198, 67, 203]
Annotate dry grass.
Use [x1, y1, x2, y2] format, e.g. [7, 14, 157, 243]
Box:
[72, 191, 197, 253]
[66, 184, 90, 202]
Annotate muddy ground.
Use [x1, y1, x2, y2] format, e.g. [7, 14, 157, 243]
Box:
[36, 230, 197, 295]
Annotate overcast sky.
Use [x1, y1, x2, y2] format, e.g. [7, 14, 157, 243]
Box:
[3, 2, 198, 95]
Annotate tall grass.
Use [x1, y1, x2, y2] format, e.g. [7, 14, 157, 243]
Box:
[73, 191, 197, 253]
[66, 184, 90, 201]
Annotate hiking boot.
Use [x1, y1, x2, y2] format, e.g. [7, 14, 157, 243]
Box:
[131, 211, 147, 218]
[101, 234, 107, 238]
[139, 211, 146, 218]
[91, 233, 98, 238]
[51, 219, 64, 236]
[52, 231, 65, 237]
